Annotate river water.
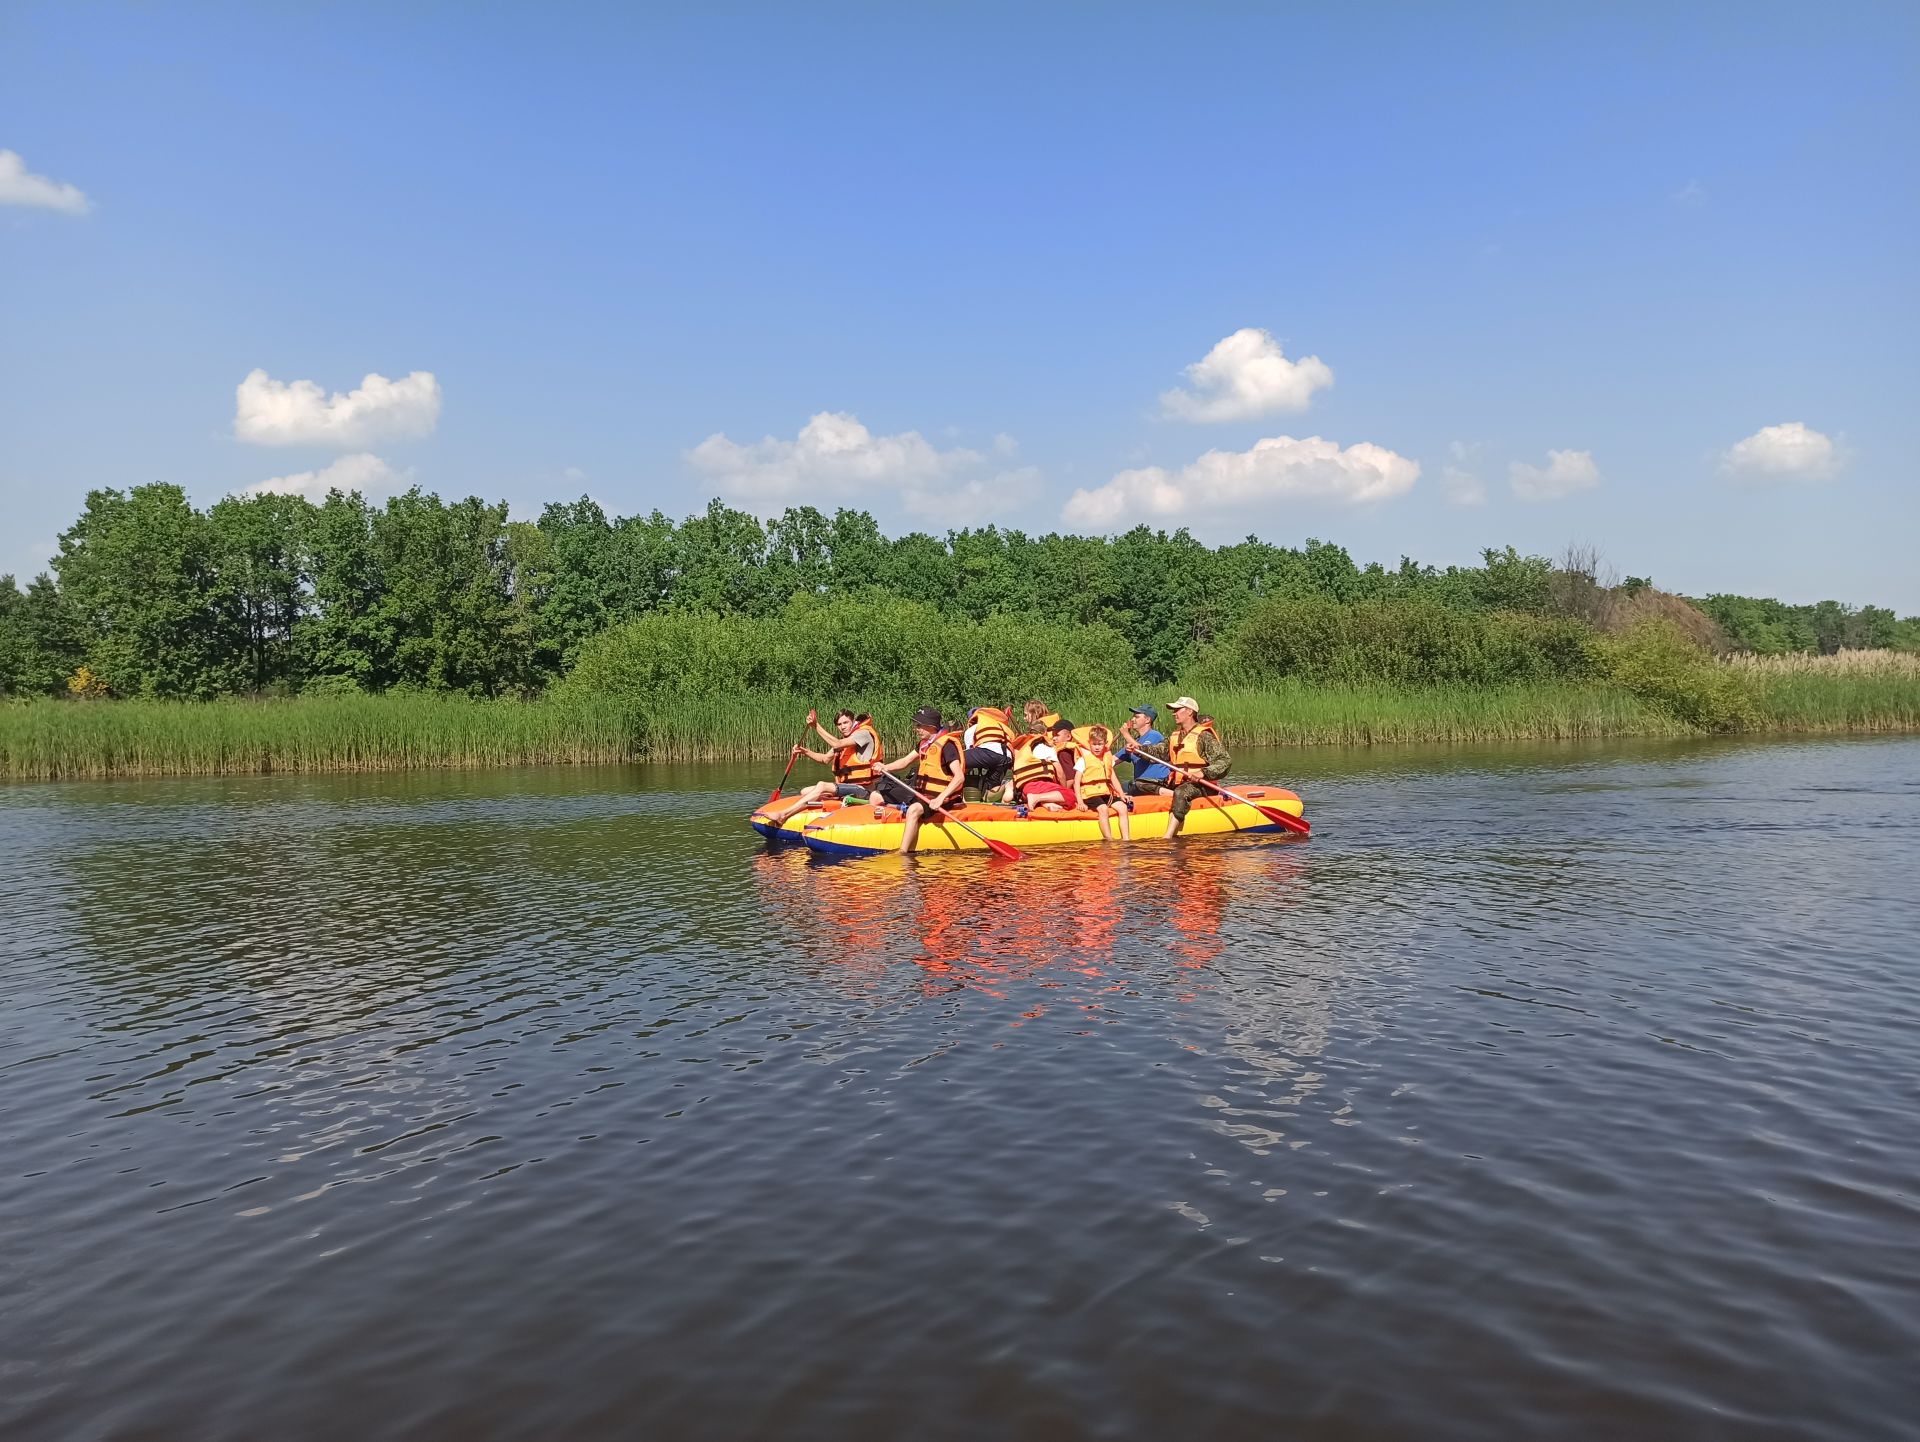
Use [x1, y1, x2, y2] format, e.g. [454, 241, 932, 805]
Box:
[2, 738, 1916, 1441]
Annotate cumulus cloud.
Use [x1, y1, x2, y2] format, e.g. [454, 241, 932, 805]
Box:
[245, 452, 410, 503]
[234, 368, 442, 448]
[903, 466, 1043, 528]
[1441, 440, 1487, 506]
[688, 410, 1029, 526]
[1720, 421, 1840, 483]
[1509, 449, 1601, 501]
[1160, 328, 1333, 422]
[0, 149, 89, 214]
[1062, 434, 1418, 529]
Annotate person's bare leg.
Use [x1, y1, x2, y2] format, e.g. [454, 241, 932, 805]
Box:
[899, 802, 925, 853]
[767, 782, 827, 823]
[1118, 803, 1132, 842]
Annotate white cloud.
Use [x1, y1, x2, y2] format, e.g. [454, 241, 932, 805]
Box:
[1441, 440, 1487, 506]
[1509, 448, 1601, 501]
[905, 466, 1042, 528]
[1062, 434, 1418, 529]
[1160, 328, 1334, 422]
[245, 452, 411, 503]
[1720, 421, 1840, 483]
[234, 368, 442, 448]
[688, 410, 1024, 524]
[0, 149, 89, 214]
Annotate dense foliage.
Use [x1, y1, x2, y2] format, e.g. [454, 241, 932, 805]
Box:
[3, 481, 1914, 702]
[557, 595, 1139, 709]
[1194, 598, 1599, 689]
[1697, 593, 1920, 656]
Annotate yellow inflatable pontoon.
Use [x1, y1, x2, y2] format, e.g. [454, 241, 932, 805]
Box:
[796, 787, 1306, 856]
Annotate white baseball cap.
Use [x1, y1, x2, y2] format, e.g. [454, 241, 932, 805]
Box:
[1166, 695, 1199, 712]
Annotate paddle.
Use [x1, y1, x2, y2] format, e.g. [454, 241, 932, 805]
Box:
[928, 801, 1023, 861]
[1121, 747, 1312, 835]
[768, 711, 815, 802]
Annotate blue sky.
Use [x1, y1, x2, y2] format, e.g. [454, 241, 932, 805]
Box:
[4, 3, 1916, 610]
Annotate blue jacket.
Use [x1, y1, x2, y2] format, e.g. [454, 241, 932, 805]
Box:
[1128, 728, 1171, 783]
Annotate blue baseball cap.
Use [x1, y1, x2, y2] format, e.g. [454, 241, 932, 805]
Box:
[1129, 703, 1158, 721]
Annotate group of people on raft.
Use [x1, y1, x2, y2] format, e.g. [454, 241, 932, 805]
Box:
[763, 697, 1232, 853]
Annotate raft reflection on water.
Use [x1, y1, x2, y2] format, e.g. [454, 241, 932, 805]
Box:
[750, 840, 1313, 1033]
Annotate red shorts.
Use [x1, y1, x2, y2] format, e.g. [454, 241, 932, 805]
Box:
[1022, 782, 1076, 808]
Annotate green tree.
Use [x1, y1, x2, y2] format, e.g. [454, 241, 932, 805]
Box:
[372, 489, 529, 694]
[672, 499, 772, 613]
[0, 575, 75, 695]
[53, 484, 239, 697]
[208, 491, 314, 693]
[301, 490, 387, 690]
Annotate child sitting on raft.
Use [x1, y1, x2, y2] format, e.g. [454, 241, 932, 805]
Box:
[1021, 718, 1079, 812]
[1074, 725, 1132, 841]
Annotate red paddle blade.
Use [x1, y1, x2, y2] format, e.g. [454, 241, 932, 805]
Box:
[1256, 805, 1311, 834]
[982, 836, 1023, 861]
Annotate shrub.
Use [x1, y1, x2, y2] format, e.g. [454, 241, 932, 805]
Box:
[1598, 619, 1757, 731]
[554, 593, 1141, 710]
[1194, 597, 1599, 689]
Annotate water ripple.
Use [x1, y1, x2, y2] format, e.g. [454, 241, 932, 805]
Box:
[2, 741, 1918, 1441]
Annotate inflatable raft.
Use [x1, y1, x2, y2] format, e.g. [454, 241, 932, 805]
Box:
[749, 800, 846, 842]
[796, 787, 1305, 857]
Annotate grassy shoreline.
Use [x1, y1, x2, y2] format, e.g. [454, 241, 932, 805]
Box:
[5, 672, 1917, 781]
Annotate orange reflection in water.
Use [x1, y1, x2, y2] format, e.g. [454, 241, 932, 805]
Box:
[750, 837, 1306, 1026]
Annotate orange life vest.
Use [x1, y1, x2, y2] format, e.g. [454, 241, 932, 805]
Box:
[916, 730, 964, 792]
[1049, 741, 1077, 780]
[1010, 733, 1052, 789]
[1077, 750, 1119, 802]
[1169, 719, 1218, 770]
[831, 722, 881, 784]
[968, 707, 1013, 751]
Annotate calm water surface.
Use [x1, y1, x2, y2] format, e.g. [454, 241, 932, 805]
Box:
[3, 738, 1917, 1441]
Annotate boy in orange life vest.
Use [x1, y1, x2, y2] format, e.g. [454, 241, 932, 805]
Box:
[1020, 718, 1079, 812]
[763, 707, 882, 823]
[869, 706, 967, 853]
[1074, 724, 1132, 841]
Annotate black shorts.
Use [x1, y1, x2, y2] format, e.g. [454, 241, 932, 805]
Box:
[1080, 791, 1128, 810]
[830, 782, 870, 800]
[871, 773, 930, 808]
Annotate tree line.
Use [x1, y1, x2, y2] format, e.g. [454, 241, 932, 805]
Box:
[2, 482, 1915, 700]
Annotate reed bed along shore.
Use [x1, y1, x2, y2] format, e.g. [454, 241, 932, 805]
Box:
[1727, 648, 1920, 677]
[7, 668, 1916, 781]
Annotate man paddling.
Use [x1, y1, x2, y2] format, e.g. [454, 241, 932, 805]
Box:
[1125, 695, 1230, 839]
[870, 706, 967, 854]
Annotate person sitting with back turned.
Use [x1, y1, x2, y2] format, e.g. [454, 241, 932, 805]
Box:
[1120, 704, 1172, 796]
[962, 703, 1016, 802]
[762, 708, 882, 824]
[869, 706, 968, 854]
[1125, 696, 1230, 839]
[1075, 724, 1132, 841]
